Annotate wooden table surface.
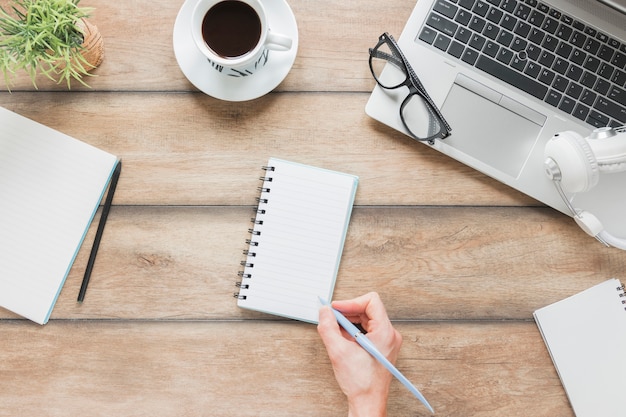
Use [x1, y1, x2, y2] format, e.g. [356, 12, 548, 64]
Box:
[1, 0, 625, 415]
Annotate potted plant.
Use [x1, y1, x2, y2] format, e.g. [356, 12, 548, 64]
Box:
[0, 0, 104, 89]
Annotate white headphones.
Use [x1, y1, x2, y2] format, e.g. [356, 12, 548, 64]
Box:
[544, 126, 626, 250]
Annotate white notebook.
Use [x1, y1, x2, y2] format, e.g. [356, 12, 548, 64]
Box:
[0, 106, 118, 324]
[533, 278, 626, 417]
[236, 158, 358, 323]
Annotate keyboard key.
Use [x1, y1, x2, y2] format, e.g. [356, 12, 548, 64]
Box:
[583, 38, 601, 55]
[469, 16, 487, 32]
[514, 3, 531, 19]
[566, 82, 583, 99]
[525, 61, 541, 78]
[462, 47, 480, 65]
[537, 2, 550, 14]
[475, 55, 548, 99]
[528, 10, 545, 27]
[528, 28, 545, 45]
[583, 56, 601, 72]
[570, 49, 586, 66]
[553, 57, 569, 75]
[459, 0, 476, 9]
[497, 30, 514, 47]
[511, 55, 528, 71]
[434, 33, 453, 51]
[546, 90, 562, 106]
[501, 0, 517, 13]
[553, 75, 569, 92]
[511, 37, 528, 52]
[483, 40, 500, 57]
[487, 7, 504, 23]
[556, 42, 573, 58]
[548, 8, 561, 19]
[559, 96, 576, 113]
[594, 97, 626, 123]
[497, 47, 515, 64]
[573, 103, 590, 121]
[434, 0, 459, 18]
[470, 33, 487, 50]
[580, 89, 597, 106]
[473, 0, 490, 16]
[597, 45, 616, 62]
[566, 64, 583, 82]
[570, 31, 587, 48]
[542, 35, 559, 52]
[541, 17, 559, 34]
[580, 72, 597, 88]
[612, 70, 626, 88]
[609, 86, 625, 106]
[594, 78, 610, 95]
[419, 27, 438, 45]
[539, 50, 556, 67]
[514, 21, 531, 37]
[526, 43, 541, 61]
[572, 20, 585, 32]
[587, 110, 609, 127]
[455, 27, 472, 43]
[427, 13, 459, 37]
[539, 68, 556, 85]
[611, 52, 626, 68]
[448, 40, 466, 58]
[597, 63, 615, 81]
[501, 14, 518, 31]
[455, 9, 472, 25]
[483, 23, 500, 40]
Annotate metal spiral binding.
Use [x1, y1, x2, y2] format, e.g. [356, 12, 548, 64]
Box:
[617, 282, 626, 311]
[234, 164, 275, 300]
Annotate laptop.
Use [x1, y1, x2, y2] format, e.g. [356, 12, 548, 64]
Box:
[366, 0, 626, 237]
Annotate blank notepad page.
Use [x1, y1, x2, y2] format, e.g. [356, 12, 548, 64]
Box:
[236, 158, 358, 323]
[0, 107, 117, 324]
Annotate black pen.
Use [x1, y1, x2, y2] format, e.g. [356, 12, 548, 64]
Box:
[78, 160, 122, 302]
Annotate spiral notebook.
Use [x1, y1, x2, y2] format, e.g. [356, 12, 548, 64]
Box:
[235, 158, 358, 324]
[533, 278, 626, 417]
[0, 106, 119, 324]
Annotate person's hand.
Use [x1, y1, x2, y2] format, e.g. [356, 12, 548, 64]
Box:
[317, 292, 403, 417]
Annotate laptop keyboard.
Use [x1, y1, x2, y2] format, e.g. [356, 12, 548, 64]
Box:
[418, 0, 626, 128]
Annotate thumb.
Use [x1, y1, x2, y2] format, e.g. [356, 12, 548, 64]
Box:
[317, 306, 345, 349]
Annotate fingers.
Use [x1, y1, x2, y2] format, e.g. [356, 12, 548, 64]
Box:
[331, 292, 391, 327]
[317, 305, 345, 351]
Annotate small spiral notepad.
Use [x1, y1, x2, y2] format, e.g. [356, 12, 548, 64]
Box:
[534, 278, 626, 417]
[235, 158, 358, 323]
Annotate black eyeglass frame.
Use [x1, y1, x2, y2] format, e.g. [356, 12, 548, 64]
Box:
[369, 32, 452, 143]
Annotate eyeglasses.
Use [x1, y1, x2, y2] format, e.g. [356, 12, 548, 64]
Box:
[369, 32, 451, 143]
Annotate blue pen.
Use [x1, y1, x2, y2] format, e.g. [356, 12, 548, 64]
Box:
[319, 297, 434, 414]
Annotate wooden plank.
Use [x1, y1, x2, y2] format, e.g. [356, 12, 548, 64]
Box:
[0, 0, 415, 92]
[0, 92, 535, 206]
[0, 320, 572, 417]
[2, 206, 622, 321]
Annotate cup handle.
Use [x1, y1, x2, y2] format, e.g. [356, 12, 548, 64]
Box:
[265, 31, 293, 51]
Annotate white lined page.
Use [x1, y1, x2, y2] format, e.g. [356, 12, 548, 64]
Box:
[0, 107, 117, 324]
[533, 278, 626, 417]
[237, 158, 358, 323]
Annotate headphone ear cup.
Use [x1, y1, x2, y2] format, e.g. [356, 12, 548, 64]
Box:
[544, 131, 599, 193]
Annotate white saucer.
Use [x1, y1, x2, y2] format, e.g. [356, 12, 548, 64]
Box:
[173, 0, 298, 101]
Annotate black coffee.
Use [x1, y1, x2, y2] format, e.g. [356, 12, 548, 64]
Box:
[202, 1, 262, 58]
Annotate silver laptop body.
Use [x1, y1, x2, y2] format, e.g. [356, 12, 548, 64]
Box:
[366, 0, 626, 237]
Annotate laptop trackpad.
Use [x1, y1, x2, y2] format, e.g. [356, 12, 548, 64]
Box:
[441, 82, 542, 178]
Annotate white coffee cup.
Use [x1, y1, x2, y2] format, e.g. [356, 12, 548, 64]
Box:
[191, 0, 293, 76]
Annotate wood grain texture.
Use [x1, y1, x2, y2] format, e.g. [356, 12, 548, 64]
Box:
[1, 0, 624, 415]
[0, 320, 572, 417]
[0, 92, 535, 206]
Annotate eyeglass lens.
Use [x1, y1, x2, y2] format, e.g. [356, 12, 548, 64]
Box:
[370, 39, 446, 140]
